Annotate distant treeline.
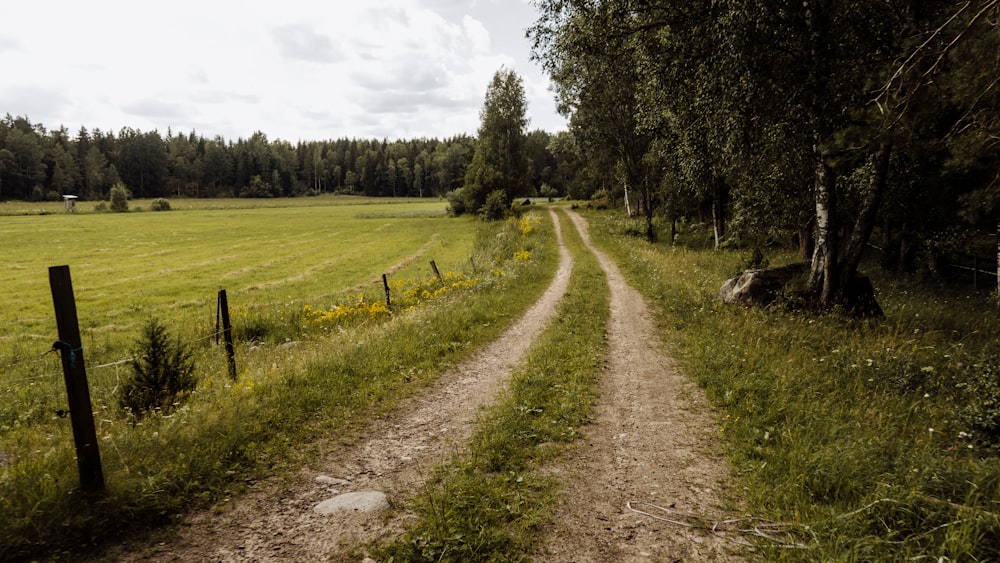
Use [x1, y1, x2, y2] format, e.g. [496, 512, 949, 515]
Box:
[0, 114, 585, 201]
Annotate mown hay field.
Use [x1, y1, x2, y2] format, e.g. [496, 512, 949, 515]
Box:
[2, 196, 465, 347]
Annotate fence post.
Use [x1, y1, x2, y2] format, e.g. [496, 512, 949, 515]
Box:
[469, 256, 477, 274]
[218, 290, 237, 380]
[382, 274, 391, 310]
[430, 260, 442, 282]
[48, 265, 105, 493]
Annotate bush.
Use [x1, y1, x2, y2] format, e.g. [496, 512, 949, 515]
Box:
[481, 190, 509, 222]
[109, 182, 130, 212]
[241, 175, 275, 198]
[94, 201, 108, 212]
[446, 188, 467, 217]
[150, 198, 171, 211]
[119, 318, 196, 419]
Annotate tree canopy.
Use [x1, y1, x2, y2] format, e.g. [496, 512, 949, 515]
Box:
[458, 67, 532, 216]
[531, 0, 1000, 307]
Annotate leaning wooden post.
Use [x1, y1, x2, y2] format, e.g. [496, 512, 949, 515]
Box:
[48, 265, 105, 493]
[430, 260, 442, 282]
[382, 274, 392, 310]
[218, 290, 237, 380]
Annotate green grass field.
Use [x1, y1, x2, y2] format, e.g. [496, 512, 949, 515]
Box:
[2, 196, 465, 347]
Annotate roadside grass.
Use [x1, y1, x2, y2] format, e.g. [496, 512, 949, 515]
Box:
[377, 208, 609, 561]
[589, 210, 1000, 560]
[0, 207, 556, 561]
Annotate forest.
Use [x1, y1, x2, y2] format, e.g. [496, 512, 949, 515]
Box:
[0, 114, 573, 203]
[529, 0, 1000, 306]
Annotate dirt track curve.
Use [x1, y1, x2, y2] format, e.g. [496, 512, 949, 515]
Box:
[94, 208, 738, 562]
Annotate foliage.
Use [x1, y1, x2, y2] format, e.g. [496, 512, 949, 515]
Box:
[480, 189, 509, 221]
[241, 174, 275, 198]
[109, 181, 129, 212]
[119, 318, 196, 419]
[445, 188, 466, 217]
[0, 116, 496, 201]
[150, 198, 171, 211]
[530, 1, 1000, 306]
[461, 68, 530, 215]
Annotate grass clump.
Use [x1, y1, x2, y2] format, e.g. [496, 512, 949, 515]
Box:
[377, 208, 608, 561]
[587, 209, 1000, 560]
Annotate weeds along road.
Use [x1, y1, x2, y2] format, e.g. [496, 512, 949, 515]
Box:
[94, 208, 736, 562]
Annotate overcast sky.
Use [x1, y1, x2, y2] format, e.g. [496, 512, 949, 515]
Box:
[0, 0, 565, 142]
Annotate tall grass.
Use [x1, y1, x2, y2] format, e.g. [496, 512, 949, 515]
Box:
[589, 210, 1000, 561]
[377, 208, 609, 561]
[0, 210, 556, 561]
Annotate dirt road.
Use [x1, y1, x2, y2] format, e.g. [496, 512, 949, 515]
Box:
[97, 208, 737, 561]
[536, 210, 739, 561]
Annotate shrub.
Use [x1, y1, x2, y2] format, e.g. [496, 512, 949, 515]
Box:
[241, 175, 275, 198]
[94, 201, 108, 212]
[119, 318, 196, 419]
[481, 190, 509, 222]
[109, 182, 130, 212]
[446, 188, 467, 217]
[150, 198, 171, 211]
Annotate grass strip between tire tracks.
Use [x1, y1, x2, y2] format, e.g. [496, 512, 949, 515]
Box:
[377, 208, 610, 561]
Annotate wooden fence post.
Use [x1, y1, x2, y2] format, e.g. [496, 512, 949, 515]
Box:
[430, 260, 442, 282]
[217, 290, 237, 380]
[382, 274, 391, 310]
[48, 265, 105, 493]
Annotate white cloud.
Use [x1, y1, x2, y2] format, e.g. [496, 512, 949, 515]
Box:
[0, 0, 566, 140]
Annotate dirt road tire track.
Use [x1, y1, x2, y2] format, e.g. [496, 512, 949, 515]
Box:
[92, 208, 738, 562]
[100, 209, 572, 562]
[536, 210, 740, 562]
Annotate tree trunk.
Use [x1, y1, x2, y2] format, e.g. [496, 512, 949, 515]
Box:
[798, 213, 815, 260]
[643, 176, 656, 243]
[711, 179, 727, 250]
[624, 180, 632, 217]
[839, 143, 891, 287]
[996, 217, 999, 307]
[809, 158, 838, 305]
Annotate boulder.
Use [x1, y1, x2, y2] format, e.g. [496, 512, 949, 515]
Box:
[313, 490, 389, 515]
[720, 263, 883, 317]
[719, 262, 809, 307]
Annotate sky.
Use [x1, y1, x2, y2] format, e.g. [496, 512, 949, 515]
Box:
[0, 0, 566, 142]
